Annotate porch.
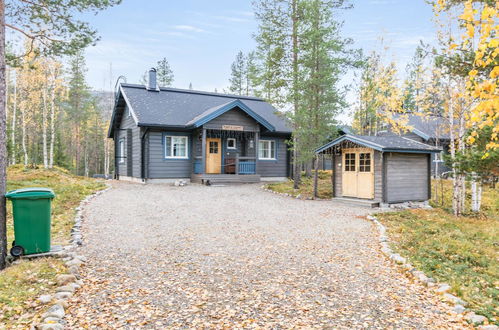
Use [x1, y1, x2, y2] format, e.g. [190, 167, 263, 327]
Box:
[191, 173, 261, 184]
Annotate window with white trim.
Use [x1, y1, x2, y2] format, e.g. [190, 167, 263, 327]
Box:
[227, 138, 236, 149]
[258, 140, 276, 160]
[118, 139, 125, 164]
[165, 135, 189, 159]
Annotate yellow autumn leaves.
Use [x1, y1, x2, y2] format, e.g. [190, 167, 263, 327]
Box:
[436, 0, 498, 154]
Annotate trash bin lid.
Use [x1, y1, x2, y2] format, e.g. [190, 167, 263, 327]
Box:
[5, 187, 55, 199]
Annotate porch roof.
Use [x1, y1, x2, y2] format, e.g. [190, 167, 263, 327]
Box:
[315, 134, 442, 154]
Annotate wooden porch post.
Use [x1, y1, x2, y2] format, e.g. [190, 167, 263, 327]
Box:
[254, 131, 259, 174]
[235, 154, 239, 175]
[201, 128, 206, 174]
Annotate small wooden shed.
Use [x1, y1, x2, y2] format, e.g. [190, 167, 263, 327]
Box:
[315, 134, 441, 205]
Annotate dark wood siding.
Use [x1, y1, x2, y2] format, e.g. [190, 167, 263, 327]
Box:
[333, 153, 342, 197]
[203, 108, 259, 132]
[257, 136, 288, 177]
[147, 130, 192, 179]
[116, 106, 141, 178]
[374, 151, 382, 201]
[386, 153, 429, 202]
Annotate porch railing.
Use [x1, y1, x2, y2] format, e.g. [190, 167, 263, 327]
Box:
[239, 161, 256, 174]
[193, 157, 256, 175]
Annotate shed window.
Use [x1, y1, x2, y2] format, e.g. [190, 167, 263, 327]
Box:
[359, 153, 371, 172]
[227, 138, 236, 149]
[118, 139, 125, 164]
[165, 135, 188, 159]
[259, 140, 276, 160]
[344, 153, 356, 171]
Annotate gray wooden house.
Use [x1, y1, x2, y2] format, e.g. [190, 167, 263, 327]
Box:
[316, 134, 441, 205]
[108, 69, 292, 184]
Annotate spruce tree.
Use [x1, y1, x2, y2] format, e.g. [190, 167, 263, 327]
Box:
[229, 51, 245, 95]
[156, 57, 174, 87]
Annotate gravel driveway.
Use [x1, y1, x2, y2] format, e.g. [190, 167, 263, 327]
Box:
[65, 182, 464, 328]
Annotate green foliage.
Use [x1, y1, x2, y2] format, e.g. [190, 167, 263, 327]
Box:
[377, 206, 498, 323]
[156, 58, 174, 87]
[229, 51, 245, 95]
[5, 0, 121, 64]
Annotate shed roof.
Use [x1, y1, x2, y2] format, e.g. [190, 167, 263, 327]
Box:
[108, 83, 291, 137]
[315, 134, 442, 154]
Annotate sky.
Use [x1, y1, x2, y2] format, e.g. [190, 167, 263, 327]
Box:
[82, 0, 438, 121]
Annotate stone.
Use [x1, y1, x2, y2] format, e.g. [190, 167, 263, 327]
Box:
[69, 282, 81, 290]
[56, 274, 77, 286]
[465, 313, 487, 325]
[68, 265, 81, 277]
[65, 258, 82, 267]
[54, 291, 73, 300]
[381, 247, 392, 255]
[43, 316, 63, 324]
[478, 325, 499, 330]
[55, 299, 69, 309]
[39, 324, 64, 330]
[75, 279, 84, 286]
[74, 255, 87, 262]
[444, 293, 467, 306]
[453, 304, 466, 314]
[38, 294, 52, 304]
[43, 304, 65, 319]
[56, 285, 75, 293]
[436, 283, 451, 294]
[390, 254, 406, 265]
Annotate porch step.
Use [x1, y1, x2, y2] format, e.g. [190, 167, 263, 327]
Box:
[191, 174, 261, 185]
[332, 197, 380, 208]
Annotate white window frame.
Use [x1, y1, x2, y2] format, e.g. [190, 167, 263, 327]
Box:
[118, 138, 125, 164]
[164, 135, 189, 159]
[227, 138, 236, 149]
[258, 140, 276, 160]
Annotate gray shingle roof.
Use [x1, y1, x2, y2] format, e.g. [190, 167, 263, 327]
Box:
[395, 114, 450, 140]
[316, 133, 442, 154]
[117, 83, 291, 133]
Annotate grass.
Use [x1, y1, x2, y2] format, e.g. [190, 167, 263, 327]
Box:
[376, 180, 498, 324]
[266, 170, 333, 199]
[1, 165, 106, 327]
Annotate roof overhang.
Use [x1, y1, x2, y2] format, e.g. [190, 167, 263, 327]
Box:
[188, 99, 275, 131]
[315, 134, 442, 154]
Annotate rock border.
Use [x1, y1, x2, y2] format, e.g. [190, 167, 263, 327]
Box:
[34, 185, 111, 330]
[261, 185, 320, 200]
[366, 214, 495, 329]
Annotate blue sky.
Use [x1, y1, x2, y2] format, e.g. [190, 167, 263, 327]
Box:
[84, 0, 437, 120]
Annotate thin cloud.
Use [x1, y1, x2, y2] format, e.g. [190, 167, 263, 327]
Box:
[173, 25, 206, 33]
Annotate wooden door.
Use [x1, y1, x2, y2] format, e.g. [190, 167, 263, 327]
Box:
[342, 148, 374, 199]
[357, 151, 374, 199]
[342, 152, 357, 197]
[206, 138, 221, 174]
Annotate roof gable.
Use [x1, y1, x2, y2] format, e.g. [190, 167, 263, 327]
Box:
[187, 99, 275, 131]
[316, 134, 442, 154]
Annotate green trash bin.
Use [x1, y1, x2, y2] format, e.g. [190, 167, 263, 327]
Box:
[5, 187, 56, 257]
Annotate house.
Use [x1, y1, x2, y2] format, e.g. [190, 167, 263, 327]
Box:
[380, 114, 451, 176]
[315, 133, 441, 206]
[108, 69, 292, 184]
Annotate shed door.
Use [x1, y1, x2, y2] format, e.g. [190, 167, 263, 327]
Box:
[206, 138, 222, 174]
[386, 153, 429, 202]
[342, 148, 374, 199]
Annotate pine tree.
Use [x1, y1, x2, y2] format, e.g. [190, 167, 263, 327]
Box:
[156, 57, 174, 87]
[229, 51, 245, 95]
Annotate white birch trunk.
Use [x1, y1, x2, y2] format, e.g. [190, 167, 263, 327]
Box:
[10, 71, 16, 165]
[448, 90, 460, 216]
[477, 183, 482, 211]
[42, 82, 48, 168]
[21, 104, 28, 166]
[48, 70, 56, 169]
[471, 172, 478, 212]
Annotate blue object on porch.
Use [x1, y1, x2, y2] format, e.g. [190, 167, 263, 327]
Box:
[193, 160, 202, 174]
[239, 161, 256, 174]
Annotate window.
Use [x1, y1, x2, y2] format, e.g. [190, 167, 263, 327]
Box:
[359, 153, 371, 172]
[209, 141, 219, 154]
[227, 138, 236, 149]
[344, 153, 355, 171]
[259, 140, 276, 160]
[118, 139, 125, 164]
[165, 135, 188, 159]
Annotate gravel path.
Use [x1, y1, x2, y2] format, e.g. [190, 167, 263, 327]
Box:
[65, 182, 465, 329]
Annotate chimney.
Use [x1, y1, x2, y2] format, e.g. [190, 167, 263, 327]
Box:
[147, 68, 158, 91]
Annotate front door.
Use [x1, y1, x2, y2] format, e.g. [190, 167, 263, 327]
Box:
[342, 148, 374, 199]
[206, 138, 222, 174]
